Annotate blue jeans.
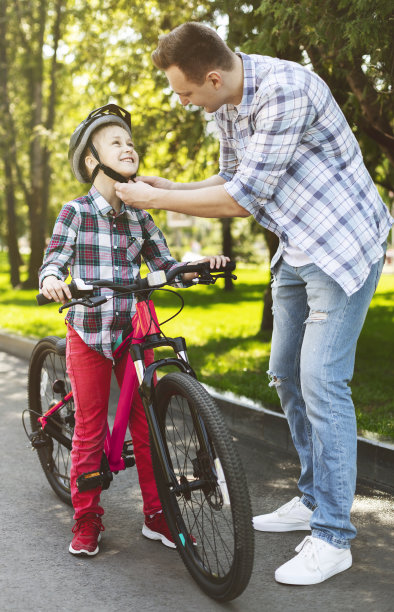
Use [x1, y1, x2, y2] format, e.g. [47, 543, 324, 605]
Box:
[268, 253, 385, 548]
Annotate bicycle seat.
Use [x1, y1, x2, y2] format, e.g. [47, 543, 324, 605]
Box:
[56, 338, 67, 356]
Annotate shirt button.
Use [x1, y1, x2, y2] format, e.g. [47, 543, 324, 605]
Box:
[116, 311, 119, 316]
[114, 266, 119, 271]
[114, 245, 117, 250]
[113, 224, 117, 228]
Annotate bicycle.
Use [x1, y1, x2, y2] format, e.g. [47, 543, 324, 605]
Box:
[24, 261, 254, 601]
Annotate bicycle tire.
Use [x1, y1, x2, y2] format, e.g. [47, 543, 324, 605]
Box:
[28, 336, 74, 506]
[151, 372, 254, 602]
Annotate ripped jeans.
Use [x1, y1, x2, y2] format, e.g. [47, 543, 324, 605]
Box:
[268, 254, 385, 548]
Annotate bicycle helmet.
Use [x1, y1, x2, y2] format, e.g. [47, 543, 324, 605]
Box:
[68, 103, 135, 184]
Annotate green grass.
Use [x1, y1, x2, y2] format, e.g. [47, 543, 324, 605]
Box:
[0, 252, 393, 440]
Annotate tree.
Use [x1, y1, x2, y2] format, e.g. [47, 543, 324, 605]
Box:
[0, 0, 66, 287]
[221, 218, 234, 290]
[0, 0, 22, 286]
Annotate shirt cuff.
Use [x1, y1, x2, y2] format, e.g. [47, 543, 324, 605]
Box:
[218, 170, 234, 183]
[223, 175, 264, 217]
[39, 268, 63, 288]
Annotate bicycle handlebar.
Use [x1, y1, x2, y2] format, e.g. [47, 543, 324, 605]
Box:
[36, 261, 236, 306]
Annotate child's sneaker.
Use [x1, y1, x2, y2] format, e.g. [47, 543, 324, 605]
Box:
[142, 511, 176, 549]
[69, 513, 104, 556]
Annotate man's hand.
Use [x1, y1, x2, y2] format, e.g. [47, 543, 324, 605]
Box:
[41, 276, 71, 304]
[115, 180, 250, 219]
[182, 255, 230, 281]
[114, 181, 156, 209]
[136, 175, 174, 189]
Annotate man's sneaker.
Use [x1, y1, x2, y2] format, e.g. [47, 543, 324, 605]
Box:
[253, 496, 313, 532]
[142, 512, 176, 549]
[275, 535, 352, 585]
[69, 513, 104, 556]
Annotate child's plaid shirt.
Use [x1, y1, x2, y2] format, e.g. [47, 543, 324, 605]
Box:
[39, 186, 184, 358]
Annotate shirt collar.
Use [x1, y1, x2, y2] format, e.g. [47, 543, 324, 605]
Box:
[88, 185, 127, 217]
[224, 52, 256, 117]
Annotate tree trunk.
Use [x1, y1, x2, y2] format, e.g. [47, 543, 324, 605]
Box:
[25, 94, 47, 288]
[3, 159, 21, 286]
[221, 218, 233, 291]
[345, 62, 394, 168]
[306, 45, 394, 169]
[260, 230, 279, 332]
[24, 1, 48, 288]
[0, 0, 21, 285]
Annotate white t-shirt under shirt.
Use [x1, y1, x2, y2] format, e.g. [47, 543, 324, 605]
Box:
[282, 239, 313, 267]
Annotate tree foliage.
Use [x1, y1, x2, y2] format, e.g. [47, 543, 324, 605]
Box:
[0, 0, 392, 295]
[219, 0, 394, 188]
[0, 0, 219, 286]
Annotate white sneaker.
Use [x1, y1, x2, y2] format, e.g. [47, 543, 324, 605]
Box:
[275, 536, 352, 585]
[253, 497, 312, 532]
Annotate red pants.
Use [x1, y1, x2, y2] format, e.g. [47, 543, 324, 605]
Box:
[66, 325, 161, 520]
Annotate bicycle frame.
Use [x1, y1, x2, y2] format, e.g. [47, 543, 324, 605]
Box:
[37, 297, 196, 479]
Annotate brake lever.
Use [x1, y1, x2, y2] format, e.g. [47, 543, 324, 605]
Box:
[196, 270, 216, 285]
[210, 273, 237, 284]
[58, 295, 108, 313]
[196, 272, 237, 285]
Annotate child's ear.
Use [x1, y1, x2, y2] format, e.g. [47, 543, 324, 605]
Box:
[85, 154, 97, 171]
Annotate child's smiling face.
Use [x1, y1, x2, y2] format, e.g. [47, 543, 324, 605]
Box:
[91, 124, 139, 180]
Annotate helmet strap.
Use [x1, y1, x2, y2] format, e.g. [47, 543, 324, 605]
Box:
[89, 141, 136, 185]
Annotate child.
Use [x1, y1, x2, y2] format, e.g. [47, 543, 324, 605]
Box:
[40, 104, 228, 556]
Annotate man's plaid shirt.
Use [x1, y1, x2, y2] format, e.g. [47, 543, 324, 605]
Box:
[217, 53, 393, 296]
[39, 187, 183, 358]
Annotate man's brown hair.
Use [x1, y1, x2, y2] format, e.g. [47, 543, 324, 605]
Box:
[152, 22, 235, 85]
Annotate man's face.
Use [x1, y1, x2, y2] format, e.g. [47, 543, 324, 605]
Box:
[165, 65, 224, 113]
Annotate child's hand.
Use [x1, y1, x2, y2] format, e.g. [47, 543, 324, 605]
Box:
[182, 255, 230, 281]
[41, 276, 72, 304]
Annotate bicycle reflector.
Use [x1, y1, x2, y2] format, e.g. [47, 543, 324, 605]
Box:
[147, 270, 167, 287]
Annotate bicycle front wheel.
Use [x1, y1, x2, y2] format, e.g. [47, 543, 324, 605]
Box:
[151, 372, 254, 602]
[28, 336, 74, 506]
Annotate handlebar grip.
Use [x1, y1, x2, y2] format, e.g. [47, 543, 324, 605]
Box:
[36, 293, 55, 305]
[183, 260, 236, 274]
[36, 279, 95, 305]
[215, 261, 236, 273]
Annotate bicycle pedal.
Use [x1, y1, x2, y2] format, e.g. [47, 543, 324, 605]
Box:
[122, 440, 134, 456]
[64, 413, 75, 427]
[122, 455, 136, 468]
[29, 431, 51, 450]
[76, 471, 103, 492]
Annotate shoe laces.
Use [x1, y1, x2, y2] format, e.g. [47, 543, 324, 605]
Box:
[277, 497, 299, 516]
[295, 536, 319, 569]
[147, 511, 172, 536]
[72, 514, 104, 536]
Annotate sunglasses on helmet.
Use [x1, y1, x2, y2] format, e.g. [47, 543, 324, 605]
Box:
[73, 104, 131, 149]
[84, 104, 131, 130]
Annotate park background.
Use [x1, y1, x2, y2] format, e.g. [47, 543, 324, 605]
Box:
[0, 1, 392, 440]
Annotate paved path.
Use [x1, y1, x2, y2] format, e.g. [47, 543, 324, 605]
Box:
[1, 351, 393, 611]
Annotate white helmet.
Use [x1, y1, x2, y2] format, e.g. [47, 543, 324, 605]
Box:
[68, 104, 133, 183]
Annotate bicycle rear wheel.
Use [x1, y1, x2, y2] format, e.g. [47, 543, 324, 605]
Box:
[151, 372, 254, 602]
[28, 336, 74, 506]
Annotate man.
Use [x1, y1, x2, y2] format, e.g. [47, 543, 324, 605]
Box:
[115, 22, 393, 585]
